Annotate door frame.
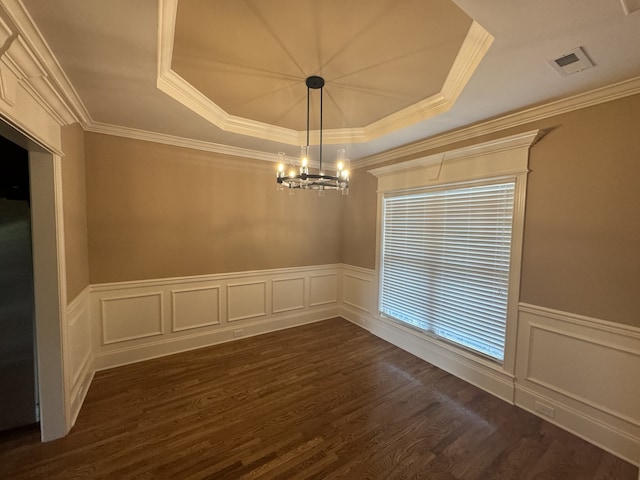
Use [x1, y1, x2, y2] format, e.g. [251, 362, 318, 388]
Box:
[29, 149, 68, 441]
[1, 121, 68, 441]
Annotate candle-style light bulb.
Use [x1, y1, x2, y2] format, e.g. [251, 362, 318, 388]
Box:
[277, 152, 286, 178]
[336, 149, 346, 174]
[276, 152, 286, 190]
[300, 146, 309, 175]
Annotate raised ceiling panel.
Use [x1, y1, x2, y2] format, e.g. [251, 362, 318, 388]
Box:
[172, 0, 473, 131]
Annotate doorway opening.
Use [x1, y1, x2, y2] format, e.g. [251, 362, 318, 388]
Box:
[0, 135, 38, 432]
[0, 118, 67, 441]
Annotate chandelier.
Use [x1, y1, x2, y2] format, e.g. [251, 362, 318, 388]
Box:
[276, 76, 349, 195]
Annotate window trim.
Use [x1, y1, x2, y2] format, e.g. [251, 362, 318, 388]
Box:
[369, 130, 543, 374]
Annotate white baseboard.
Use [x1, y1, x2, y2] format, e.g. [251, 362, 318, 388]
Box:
[515, 383, 639, 467]
[341, 305, 516, 403]
[93, 307, 337, 371]
[69, 358, 94, 427]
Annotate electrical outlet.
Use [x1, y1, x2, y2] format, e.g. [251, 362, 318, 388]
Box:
[534, 401, 555, 418]
[233, 329, 244, 338]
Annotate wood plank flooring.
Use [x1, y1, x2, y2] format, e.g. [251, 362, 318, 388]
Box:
[0, 318, 637, 479]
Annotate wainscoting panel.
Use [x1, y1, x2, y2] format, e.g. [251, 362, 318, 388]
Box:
[309, 273, 337, 307]
[338, 266, 640, 466]
[90, 265, 341, 371]
[272, 277, 305, 314]
[516, 304, 640, 466]
[101, 293, 164, 344]
[227, 281, 267, 322]
[82, 264, 640, 469]
[172, 286, 220, 332]
[343, 273, 372, 313]
[65, 287, 94, 426]
[67, 289, 92, 387]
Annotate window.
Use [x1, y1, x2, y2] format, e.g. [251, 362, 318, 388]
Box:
[380, 180, 516, 362]
[370, 130, 541, 372]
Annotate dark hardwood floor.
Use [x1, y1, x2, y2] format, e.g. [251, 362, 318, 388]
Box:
[0, 317, 636, 479]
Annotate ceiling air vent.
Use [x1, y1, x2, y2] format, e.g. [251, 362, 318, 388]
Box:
[548, 47, 594, 76]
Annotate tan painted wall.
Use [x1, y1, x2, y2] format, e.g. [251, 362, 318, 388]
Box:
[342, 94, 640, 327]
[85, 134, 342, 283]
[60, 123, 90, 302]
[340, 166, 378, 269]
[522, 95, 640, 327]
[83, 95, 639, 326]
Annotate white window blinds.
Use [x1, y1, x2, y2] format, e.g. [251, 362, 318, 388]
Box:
[380, 181, 516, 361]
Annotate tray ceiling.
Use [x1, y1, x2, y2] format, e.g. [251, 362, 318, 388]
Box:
[17, 0, 640, 162]
[172, 0, 472, 131]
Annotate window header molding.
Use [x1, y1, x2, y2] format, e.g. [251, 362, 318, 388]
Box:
[368, 129, 544, 193]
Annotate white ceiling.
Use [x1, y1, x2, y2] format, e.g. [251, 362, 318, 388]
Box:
[20, 0, 640, 164]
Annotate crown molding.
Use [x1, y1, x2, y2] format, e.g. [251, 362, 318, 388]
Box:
[368, 129, 544, 178]
[157, 0, 491, 146]
[0, 0, 91, 126]
[356, 75, 640, 169]
[363, 21, 493, 141]
[0, 20, 70, 127]
[442, 22, 495, 104]
[86, 121, 277, 162]
[157, 0, 300, 146]
[88, 75, 640, 168]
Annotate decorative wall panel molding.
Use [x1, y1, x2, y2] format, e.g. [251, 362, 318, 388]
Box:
[90, 265, 341, 370]
[67, 288, 92, 387]
[516, 303, 640, 466]
[100, 293, 164, 344]
[172, 286, 220, 332]
[272, 277, 305, 314]
[227, 281, 267, 322]
[343, 273, 372, 313]
[65, 287, 94, 426]
[309, 273, 338, 307]
[79, 264, 640, 468]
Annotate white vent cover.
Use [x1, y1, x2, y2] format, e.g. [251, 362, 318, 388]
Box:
[548, 47, 594, 76]
[620, 0, 640, 15]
